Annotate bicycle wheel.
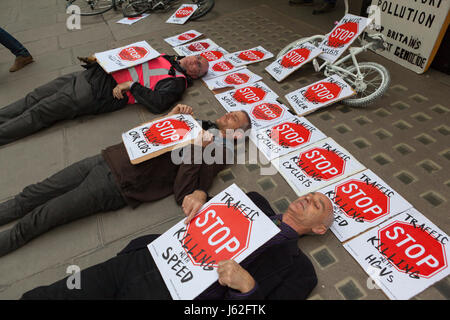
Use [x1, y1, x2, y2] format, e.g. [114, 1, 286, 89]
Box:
[340, 62, 391, 107]
[190, 0, 215, 20]
[66, 0, 114, 16]
[276, 35, 324, 59]
[122, 0, 149, 17]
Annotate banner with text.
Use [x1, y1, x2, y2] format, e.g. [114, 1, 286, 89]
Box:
[225, 46, 274, 67]
[166, 4, 198, 24]
[164, 30, 203, 47]
[174, 38, 220, 56]
[203, 68, 263, 91]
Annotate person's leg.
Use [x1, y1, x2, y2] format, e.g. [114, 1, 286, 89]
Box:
[0, 161, 126, 257]
[0, 27, 30, 58]
[0, 154, 104, 226]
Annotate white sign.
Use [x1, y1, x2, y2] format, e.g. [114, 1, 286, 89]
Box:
[215, 81, 279, 112]
[344, 208, 450, 300]
[116, 14, 150, 25]
[122, 114, 202, 164]
[202, 58, 245, 81]
[148, 183, 281, 300]
[242, 98, 294, 130]
[94, 41, 160, 74]
[365, 0, 450, 73]
[173, 38, 219, 56]
[318, 13, 372, 63]
[285, 74, 355, 116]
[250, 115, 327, 161]
[318, 169, 413, 242]
[166, 4, 198, 24]
[272, 137, 365, 196]
[265, 41, 322, 82]
[225, 46, 274, 67]
[203, 68, 262, 91]
[164, 30, 203, 47]
[199, 47, 229, 62]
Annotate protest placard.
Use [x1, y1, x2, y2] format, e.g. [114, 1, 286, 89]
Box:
[199, 47, 229, 62]
[344, 208, 450, 300]
[250, 115, 327, 161]
[285, 74, 355, 116]
[173, 38, 219, 56]
[225, 46, 274, 67]
[203, 68, 262, 91]
[148, 183, 281, 300]
[122, 114, 202, 164]
[202, 58, 245, 81]
[318, 13, 372, 63]
[94, 41, 160, 74]
[164, 30, 203, 47]
[318, 169, 413, 242]
[166, 4, 198, 24]
[265, 41, 322, 82]
[272, 137, 365, 196]
[116, 14, 150, 25]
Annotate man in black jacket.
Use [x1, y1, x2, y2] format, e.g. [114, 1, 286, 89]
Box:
[21, 191, 333, 300]
[0, 53, 209, 146]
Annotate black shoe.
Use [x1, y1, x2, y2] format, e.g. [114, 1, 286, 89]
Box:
[312, 2, 336, 14]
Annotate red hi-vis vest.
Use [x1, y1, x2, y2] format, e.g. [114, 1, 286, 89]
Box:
[111, 55, 187, 104]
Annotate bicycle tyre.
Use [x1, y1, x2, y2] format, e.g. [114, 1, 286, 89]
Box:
[66, 0, 114, 16]
[190, 0, 215, 20]
[340, 62, 391, 107]
[276, 35, 324, 59]
[122, 0, 149, 17]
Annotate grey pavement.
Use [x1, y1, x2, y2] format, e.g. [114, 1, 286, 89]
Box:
[0, 0, 449, 300]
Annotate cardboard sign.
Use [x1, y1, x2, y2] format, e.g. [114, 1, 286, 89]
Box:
[122, 114, 202, 164]
[225, 46, 274, 67]
[265, 41, 322, 82]
[164, 30, 203, 47]
[215, 81, 279, 112]
[173, 38, 219, 56]
[344, 208, 450, 300]
[148, 183, 281, 300]
[318, 169, 413, 242]
[364, 0, 450, 74]
[199, 47, 229, 62]
[94, 41, 160, 74]
[203, 68, 263, 91]
[250, 115, 327, 161]
[116, 13, 150, 25]
[318, 13, 372, 63]
[202, 58, 245, 81]
[272, 137, 365, 196]
[285, 74, 355, 116]
[166, 4, 198, 24]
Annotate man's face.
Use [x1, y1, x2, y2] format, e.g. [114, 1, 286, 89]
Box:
[215, 111, 249, 132]
[180, 55, 209, 79]
[285, 192, 334, 234]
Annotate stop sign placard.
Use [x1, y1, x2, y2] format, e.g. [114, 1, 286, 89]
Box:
[118, 46, 148, 61]
[335, 179, 390, 222]
[144, 118, 191, 145]
[178, 32, 197, 41]
[188, 41, 210, 52]
[175, 6, 194, 18]
[233, 86, 267, 104]
[298, 147, 346, 181]
[201, 50, 224, 62]
[224, 72, 250, 85]
[304, 81, 342, 104]
[238, 49, 265, 61]
[270, 121, 312, 148]
[184, 203, 252, 268]
[281, 48, 311, 68]
[378, 221, 447, 279]
[251, 103, 284, 121]
[212, 60, 234, 72]
[328, 21, 358, 48]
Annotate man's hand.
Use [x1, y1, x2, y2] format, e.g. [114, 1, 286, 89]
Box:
[193, 130, 214, 147]
[182, 190, 207, 224]
[217, 260, 256, 293]
[112, 81, 133, 100]
[168, 104, 193, 116]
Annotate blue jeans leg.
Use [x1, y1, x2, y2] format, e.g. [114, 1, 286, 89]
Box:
[0, 27, 30, 57]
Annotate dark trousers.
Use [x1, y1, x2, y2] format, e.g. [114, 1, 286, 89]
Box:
[0, 71, 98, 146]
[0, 27, 30, 57]
[0, 155, 126, 257]
[21, 247, 171, 300]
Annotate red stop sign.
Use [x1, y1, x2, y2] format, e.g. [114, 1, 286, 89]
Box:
[233, 86, 267, 104]
[144, 119, 191, 145]
[127, 15, 142, 20]
[184, 203, 252, 268]
[378, 221, 447, 278]
[188, 42, 210, 52]
[328, 21, 358, 48]
[178, 32, 197, 41]
[200, 50, 224, 62]
[212, 60, 234, 72]
[270, 121, 312, 148]
[298, 147, 345, 181]
[304, 82, 342, 104]
[281, 48, 311, 68]
[238, 49, 265, 61]
[224, 72, 250, 85]
[335, 179, 389, 222]
[118, 46, 148, 61]
[251, 103, 284, 121]
[175, 6, 194, 18]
